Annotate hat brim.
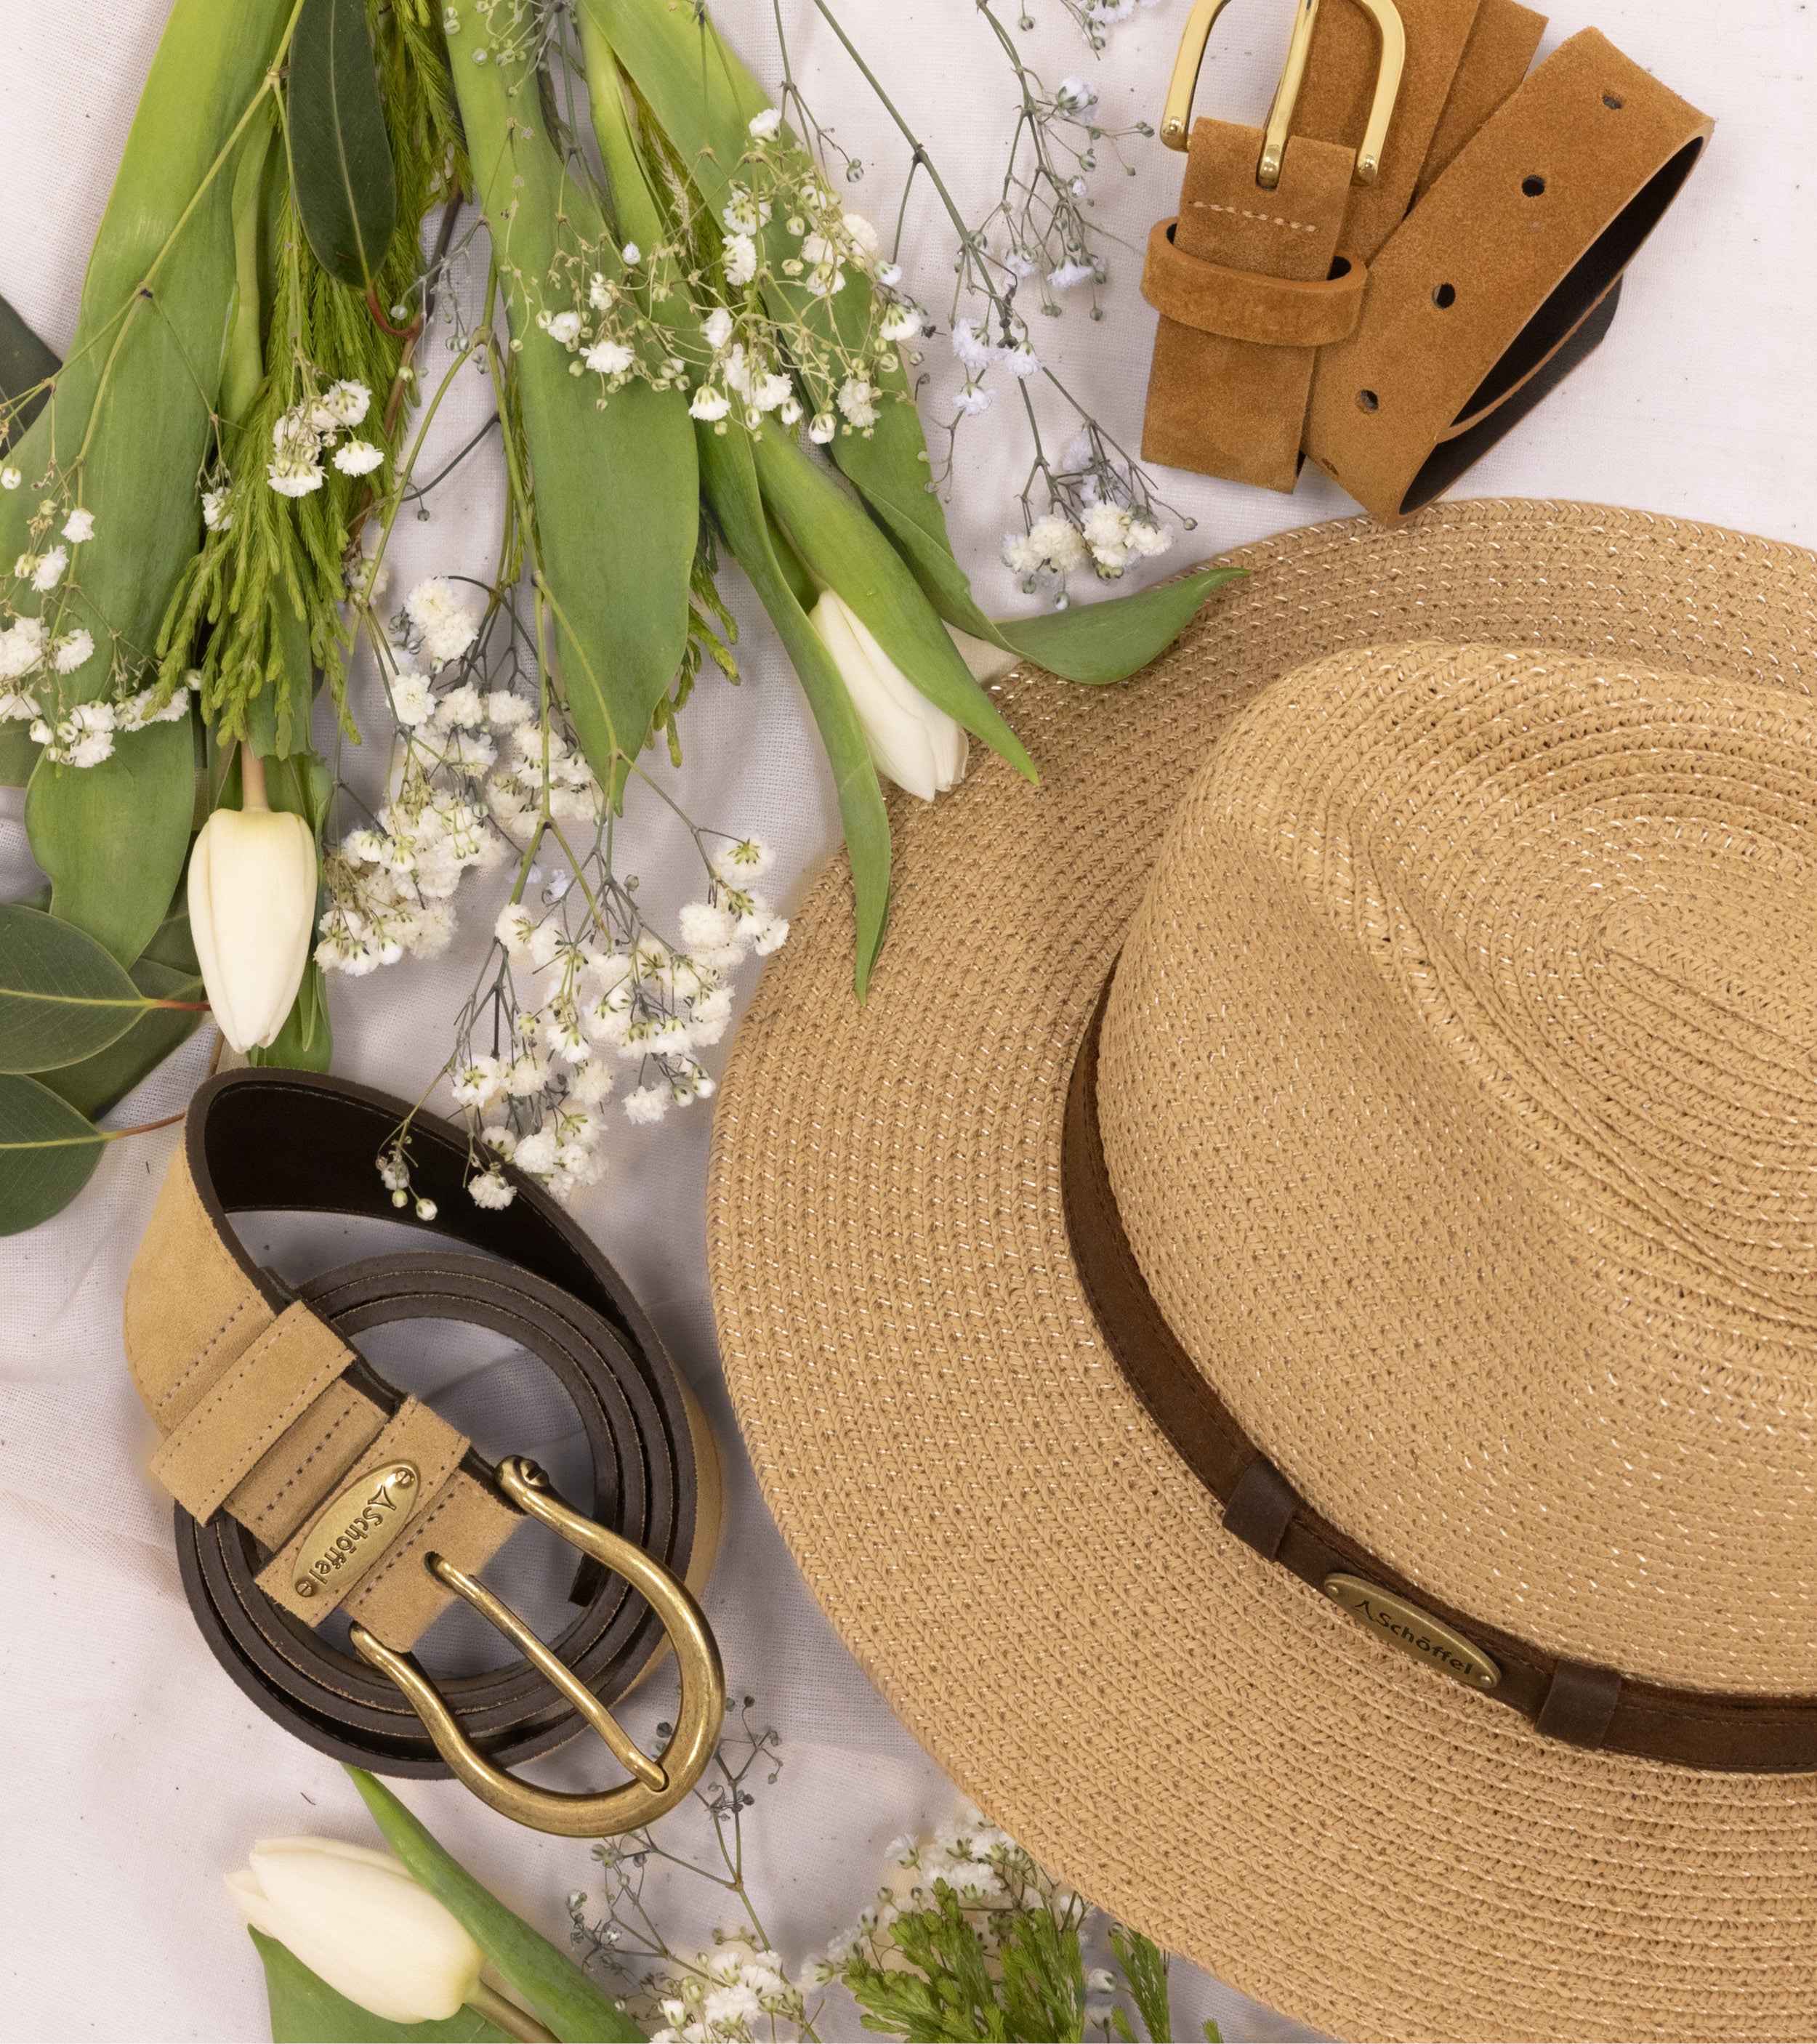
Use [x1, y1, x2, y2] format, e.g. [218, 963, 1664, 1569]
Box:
[706, 502, 1817, 2044]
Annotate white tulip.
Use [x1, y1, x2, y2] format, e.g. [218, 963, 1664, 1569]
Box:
[188, 750, 318, 1051]
[226, 1836, 482, 2024]
[809, 589, 967, 803]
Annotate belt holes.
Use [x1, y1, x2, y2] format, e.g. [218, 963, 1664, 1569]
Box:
[1521, 174, 1547, 197]
[1603, 91, 1625, 110]
[1356, 388, 1379, 413]
[1431, 282, 1457, 309]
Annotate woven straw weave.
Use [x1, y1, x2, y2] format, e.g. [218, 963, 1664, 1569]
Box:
[706, 504, 1817, 2043]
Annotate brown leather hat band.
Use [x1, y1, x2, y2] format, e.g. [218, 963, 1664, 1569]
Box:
[127, 1070, 717, 1779]
[1141, 2, 1712, 524]
[1063, 980, 1817, 1774]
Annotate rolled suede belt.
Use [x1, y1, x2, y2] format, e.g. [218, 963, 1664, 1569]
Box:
[124, 1070, 725, 1826]
[1141, 0, 1712, 523]
[1063, 984, 1817, 1773]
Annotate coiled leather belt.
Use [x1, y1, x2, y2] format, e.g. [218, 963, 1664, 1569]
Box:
[1140, 0, 1712, 522]
[125, 1070, 725, 1835]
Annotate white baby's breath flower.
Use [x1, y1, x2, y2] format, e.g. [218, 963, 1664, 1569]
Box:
[584, 338, 635, 377]
[391, 671, 434, 727]
[1048, 259, 1097, 290]
[807, 413, 836, 444]
[722, 233, 758, 288]
[450, 1054, 506, 1107]
[468, 1168, 515, 1211]
[689, 387, 730, 422]
[483, 690, 531, 729]
[61, 508, 94, 544]
[51, 629, 94, 675]
[315, 379, 372, 427]
[512, 1126, 558, 1176]
[701, 307, 736, 352]
[202, 487, 233, 531]
[621, 241, 641, 264]
[747, 107, 782, 140]
[0, 466, 20, 490]
[334, 440, 384, 475]
[541, 309, 583, 349]
[837, 377, 878, 429]
[29, 546, 67, 591]
[879, 302, 922, 342]
[0, 615, 45, 680]
[954, 384, 994, 418]
[624, 1085, 668, 1125]
[406, 578, 480, 669]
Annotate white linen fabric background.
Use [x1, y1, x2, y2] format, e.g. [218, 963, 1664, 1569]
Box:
[0, 0, 1810, 2036]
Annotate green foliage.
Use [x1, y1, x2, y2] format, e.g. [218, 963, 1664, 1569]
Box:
[0, 1073, 105, 1235]
[750, 424, 1034, 783]
[251, 1928, 510, 2043]
[289, 0, 399, 296]
[8, 0, 292, 964]
[0, 902, 153, 1070]
[349, 1769, 646, 2044]
[843, 1878, 1087, 2043]
[1108, 1924, 1172, 2044]
[698, 421, 891, 996]
[0, 290, 58, 452]
[156, 0, 464, 751]
[447, 0, 697, 790]
[41, 954, 205, 1117]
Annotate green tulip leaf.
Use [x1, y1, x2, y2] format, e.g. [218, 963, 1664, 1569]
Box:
[287, 0, 398, 298]
[752, 426, 1035, 784]
[0, 720, 40, 788]
[0, 1073, 105, 1235]
[701, 421, 891, 997]
[251, 1929, 512, 2044]
[0, 289, 59, 452]
[349, 1771, 645, 2044]
[990, 567, 1248, 685]
[0, 902, 153, 1071]
[39, 956, 205, 1119]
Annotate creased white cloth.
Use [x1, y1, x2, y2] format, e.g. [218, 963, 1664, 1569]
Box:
[0, 0, 1809, 2037]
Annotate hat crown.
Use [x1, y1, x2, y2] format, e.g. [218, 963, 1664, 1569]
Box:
[1099, 645, 1817, 1695]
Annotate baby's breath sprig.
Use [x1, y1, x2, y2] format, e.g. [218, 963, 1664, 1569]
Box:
[778, 0, 1193, 608]
[568, 1697, 826, 2044]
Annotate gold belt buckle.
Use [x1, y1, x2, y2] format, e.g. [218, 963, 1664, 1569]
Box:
[350, 1458, 725, 1838]
[1160, 0, 1406, 189]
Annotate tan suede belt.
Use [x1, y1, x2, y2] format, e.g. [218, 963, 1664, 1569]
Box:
[1140, 0, 1712, 523]
[124, 1069, 725, 1835]
[1064, 984, 1817, 1772]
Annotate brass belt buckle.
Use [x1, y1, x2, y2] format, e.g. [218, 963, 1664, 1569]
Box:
[1160, 0, 1406, 189]
[350, 1457, 725, 1837]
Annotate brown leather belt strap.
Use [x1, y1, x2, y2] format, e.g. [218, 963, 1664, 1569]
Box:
[1140, 0, 1712, 523]
[1063, 979, 1817, 1774]
[124, 1069, 721, 1781]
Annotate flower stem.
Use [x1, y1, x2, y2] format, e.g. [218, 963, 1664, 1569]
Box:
[467, 1982, 557, 2043]
[239, 742, 270, 812]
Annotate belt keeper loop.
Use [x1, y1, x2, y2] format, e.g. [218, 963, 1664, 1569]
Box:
[1536, 1660, 1624, 1750]
[1223, 1455, 1302, 1559]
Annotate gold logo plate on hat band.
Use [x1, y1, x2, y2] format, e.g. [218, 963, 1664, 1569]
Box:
[1324, 1575, 1500, 1692]
[291, 1460, 419, 1600]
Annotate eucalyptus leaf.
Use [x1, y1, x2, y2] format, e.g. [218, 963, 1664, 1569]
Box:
[700, 422, 890, 996]
[10, 0, 291, 964]
[0, 903, 151, 1071]
[0, 289, 59, 451]
[41, 957, 205, 1119]
[0, 1073, 105, 1235]
[350, 1771, 645, 2044]
[251, 1929, 511, 2044]
[288, 0, 398, 298]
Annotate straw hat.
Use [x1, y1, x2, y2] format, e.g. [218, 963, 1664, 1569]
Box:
[705, 501, 1817, 2044]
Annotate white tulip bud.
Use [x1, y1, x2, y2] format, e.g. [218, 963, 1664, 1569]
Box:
[808, 590, 967, 804]
[226, 1837, 483, 2024]
[188, 750, 318, 1051]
